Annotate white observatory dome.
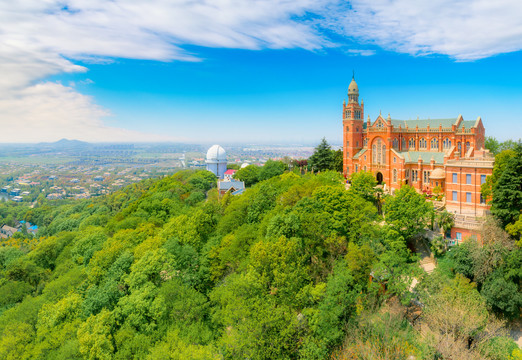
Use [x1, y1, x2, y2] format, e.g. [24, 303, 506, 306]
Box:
[206, 145, 227, 179]
[206, 145, 227, 163]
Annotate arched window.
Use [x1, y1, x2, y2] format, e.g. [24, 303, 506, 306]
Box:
[431, 138, 439, 149]
[373, 139, 386, 164]
[347, 111, 351, 118]
[393, 169, 397, 183]
[364, 138, 368, 147]
[466, 142, 470, 152]
[392, 138, 399, 149]
[409, 138, 415, 149]
[458, 142, 461, 152]
[401, 137, 406, 150]
[419, 138, 427, 149]
[443, 138, 451, 149]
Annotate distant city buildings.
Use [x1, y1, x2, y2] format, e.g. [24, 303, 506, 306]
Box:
[342, 77, 494, 243]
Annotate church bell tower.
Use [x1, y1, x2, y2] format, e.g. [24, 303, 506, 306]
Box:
[342, 75, 364, 177]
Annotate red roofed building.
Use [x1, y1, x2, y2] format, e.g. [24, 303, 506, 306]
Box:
[224, 169, 237, 181]
[342, 77, 494, 243]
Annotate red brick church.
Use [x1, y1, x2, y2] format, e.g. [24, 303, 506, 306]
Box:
[342, 77, 494, 243]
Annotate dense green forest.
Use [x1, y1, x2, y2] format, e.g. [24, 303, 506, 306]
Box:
[0, 147, 521, 359]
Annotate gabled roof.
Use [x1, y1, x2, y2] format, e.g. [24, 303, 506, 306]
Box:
[390, 118, 457, 129]
[218, 180, 245, 191]
[460, 120, 476, 129]
[2, 225, 18, 233]
[397, 151, 446, 164]
[353, 148, 367, 159]
[232, 188, 245, 195]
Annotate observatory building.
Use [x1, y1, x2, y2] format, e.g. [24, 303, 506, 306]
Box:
[206, 145, 227, 179]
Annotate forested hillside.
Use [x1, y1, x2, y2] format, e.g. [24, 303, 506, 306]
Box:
[0, 168, 520, 359]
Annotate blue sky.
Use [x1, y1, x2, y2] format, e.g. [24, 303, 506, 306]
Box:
[2, 0, 522, 143]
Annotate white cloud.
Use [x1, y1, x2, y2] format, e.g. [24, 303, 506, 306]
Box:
[0, 82, 178, 142]
[325, 0, 522, 60]
[0, 0, 332, 142]
[2, 0, 522, 142]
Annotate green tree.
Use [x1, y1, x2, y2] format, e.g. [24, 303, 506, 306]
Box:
[420, 275, 496, 359]
[77, 309, 114, 360]
[384, 185, 433, 240]
[481, 271, 522, 319]
[349, 171, 381, 203]
[234, 164, 260, 187]
[332, 149, 343, 173]
[491, 144, 522, 228]
[302, 260, 359, 358]
[226, 164, 240, 170]
[309, 137, 334, 172]
[485, 136, 501, 155]
[258, 160, 287, 182]
[481, 148, 516, 203]
[187, 170, 216, 192]
[436, 209, 454, 236]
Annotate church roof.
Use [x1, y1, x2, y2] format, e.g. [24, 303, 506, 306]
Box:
[397, 151, 446, 164]
[460, 120, 476, 128]
[390, 118, 457, 129]
[389, 117, 479, 130]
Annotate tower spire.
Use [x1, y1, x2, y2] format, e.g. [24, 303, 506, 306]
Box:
[352, 69, 355, 80]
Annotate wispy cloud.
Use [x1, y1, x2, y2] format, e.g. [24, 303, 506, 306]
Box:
[0, 0, 331, 142]
[325, 0, 522, 61]
[2, 0, 522, 142]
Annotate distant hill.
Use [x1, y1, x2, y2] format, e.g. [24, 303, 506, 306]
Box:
[37, 138, 91, 149]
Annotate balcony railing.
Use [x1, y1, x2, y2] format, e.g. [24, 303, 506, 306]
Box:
[454, 215, 483, 230]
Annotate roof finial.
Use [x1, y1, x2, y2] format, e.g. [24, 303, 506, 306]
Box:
[352, 69, 355, 80]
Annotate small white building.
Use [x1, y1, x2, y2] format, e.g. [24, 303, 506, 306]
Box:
[206, 145, 227, 179]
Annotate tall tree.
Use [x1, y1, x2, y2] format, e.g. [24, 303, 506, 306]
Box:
[349, 171, 380, 203]
[234, 165, 260, 187]
[481, 148, 516, 202]
[384, 185, 433, 240]
[332, 149, 343, 173]
[258, 160, 287, 181]
[485, 136, 501, 155]
[309, 138, 334, 172]
[491, 144, 522, 228]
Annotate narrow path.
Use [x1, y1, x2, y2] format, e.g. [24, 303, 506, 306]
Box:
[413, 235, 436, 274]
